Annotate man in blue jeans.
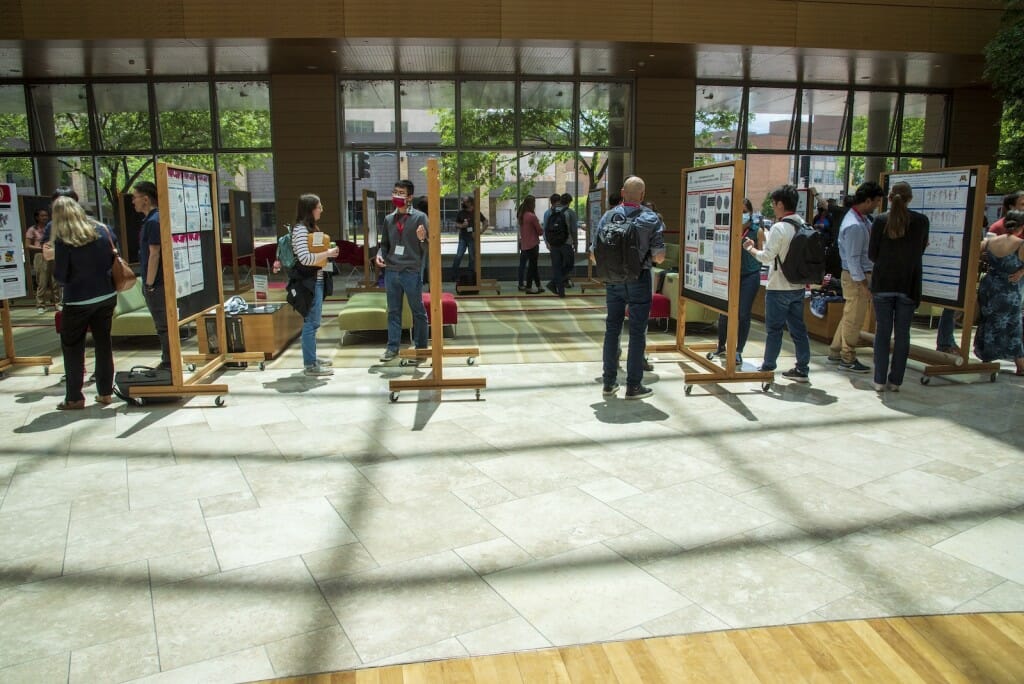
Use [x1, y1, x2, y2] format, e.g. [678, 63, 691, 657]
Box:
[591, 176, 666, 400]
[743, 184, 812, 382]
[375, 179, 429, 363]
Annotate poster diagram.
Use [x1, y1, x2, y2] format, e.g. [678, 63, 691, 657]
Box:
[183, 172, 200, 233]
[186, 232, 204, 294]
[167, 168, 187, 235]
[171, 233, 191, 299]
[890, 169, 974, 303]
[366, 197, 377, 245]
[588, 189, 604, 245]
[197, 174, 213, 232]
[683, 165, 735, 304]
[0, 183, 27, 300]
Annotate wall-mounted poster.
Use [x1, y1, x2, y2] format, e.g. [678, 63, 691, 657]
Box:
[197, 174, 213, 232]
[888, 169, 976, 305]
[0, 183, 27, 300]
[167, 168, 187, 234]
[683, 165, 735, 310]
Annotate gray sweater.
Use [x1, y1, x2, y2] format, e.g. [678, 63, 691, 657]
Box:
[379, 208, 429, 273]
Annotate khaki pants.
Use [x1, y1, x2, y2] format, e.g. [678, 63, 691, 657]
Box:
[33, 252, 59, 307]
[830, 270, 871, 363]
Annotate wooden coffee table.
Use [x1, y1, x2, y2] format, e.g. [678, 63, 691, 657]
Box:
[197, 303, 303, 360]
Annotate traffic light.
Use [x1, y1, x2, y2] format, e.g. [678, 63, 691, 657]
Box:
[357, 152, 371, 179]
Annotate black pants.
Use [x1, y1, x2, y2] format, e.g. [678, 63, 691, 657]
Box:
[60, 297, 116, 402]
[143, 284, 171, 365]
[548, 244, 570, 296]
[518, 246, 540, 289]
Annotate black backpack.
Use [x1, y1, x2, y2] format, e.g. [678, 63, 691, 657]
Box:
[594, 208, 645, 284]
[776, 216, 826, 285]
[545, 209, 570, 247]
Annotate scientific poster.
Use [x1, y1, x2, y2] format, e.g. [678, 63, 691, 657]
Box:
[183, 172, 200, 233]
[683, 165, 735, 308]
[186, 232, 204, 294]
[889, 169, 974, 303]
[366, 197, 377, 246]
[0, 183, 27, 300]
[167, 168, 187, 235]
[197, 174, 213, 232]
[171, 233, 191, 299]
[588, 189, 604, 248]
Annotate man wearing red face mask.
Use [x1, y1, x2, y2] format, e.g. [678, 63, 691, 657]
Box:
[375, 179, 430, 363]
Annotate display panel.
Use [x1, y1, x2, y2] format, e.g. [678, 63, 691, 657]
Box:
[682, 164, 736, 312]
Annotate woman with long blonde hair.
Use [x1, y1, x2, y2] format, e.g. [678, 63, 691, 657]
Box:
[867, 181, 929, 391]
[51, 196, 118, 409]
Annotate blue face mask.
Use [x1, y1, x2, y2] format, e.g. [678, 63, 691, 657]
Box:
[742, 212, 751, 224]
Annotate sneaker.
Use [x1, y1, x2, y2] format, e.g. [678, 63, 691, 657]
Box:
[518, 284, 527, 291]
[711, 349, 726, 359]
[782, 367, 809, 383]
[872, 382, 886, 392]
[316, 356, 333, 367]
[887, 383, 901, 392]
[565, 280, 574, 289]
[303, 364, 333, 377]
[625, 384, 653, 400]
[545, 282, 558, 296]
[36, 306, 45, 314]
[826, 354, 842, 363]
[379, 349, 398, 362]
[643, 359, 654, 372]
[757, 365, 775, 373]
[602, 382, 619, 397]
[937, 345, 961, 355]
[527, 287, 543, 294]
[838, 360, 870, 374]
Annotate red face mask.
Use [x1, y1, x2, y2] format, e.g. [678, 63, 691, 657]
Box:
[391, 195, 407, 209]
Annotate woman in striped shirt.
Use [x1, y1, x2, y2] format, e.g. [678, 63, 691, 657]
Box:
[289, 193, 339, 377]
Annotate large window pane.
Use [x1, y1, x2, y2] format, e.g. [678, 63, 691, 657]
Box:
[95, 155, 154, 235]
[342, 80, 395, 146]
[520, 81, 572, 148]
[343, 150, 398, 242]
[0, 157, 34, 193]
[747, 87, 796, 151]
[94, 83, 151, 151]
[580, 82, 630, 148]
[460, 81, 514, 147]
[0, 85, 30, 153]
[400, 80, 453, 147]
[801, 154, 845, 199]
[847, 155, 895, 186]
[217, 81, 271, 149]
[41, 156, 99, 214]
[801, 89, 847, 151]
[156, 83, 212, 149]
[901, 93, 946, 155]
[695, 85, 743, 150]
[30, 84, 91, 152]
[217, 153, 275, 238]
[851, 91, 897, 154]
[746, 153, 796, 220]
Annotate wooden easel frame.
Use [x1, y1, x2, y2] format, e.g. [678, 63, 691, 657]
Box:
[389, 159, 486, 402]
[348, 189, 382, 293]
[226, 190, 254, 294]
[127, 162, 263, 406]
[866, 166, 999, 384]
[579, 188, 605, 293]
[456, 187, 500, 295]
[0, 300, 52, 377]
[648, 161, 773, 393]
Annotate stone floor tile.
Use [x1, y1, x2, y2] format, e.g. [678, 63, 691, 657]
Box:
[934, 517, 1024, 585]
[264, 625, 362, 678]
[128, 646, 275, 684]
[457, 617, 551, 656]
[69, 632, 159, 684]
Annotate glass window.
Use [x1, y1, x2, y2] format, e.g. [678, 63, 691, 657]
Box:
[460, 81, 515, 147]
[155, 82, 212, 149]
[800, 89, 848, 152]
[901, 93, 946, 155]
[580, 82, 630, 148]
[217, 81, 271, 149]
[747, 87, 797, 151]
[847, 155, 894, 186]
[400, 80, 454, 147]
[695, 85, 744, 150]
[95, 155, 154, 232]
[0, 85, 30, 153]
[39, 156, 99, 213]
[746, 153, 797, 219]
[851, 91, 897, 154]
[401, 151, 460, 241]
[343, 150, 398, 242]
[342, 81, 395, 146]
[217, 152, 275, 238]
[30, 84, 91, 152]
[93, 83, 151, 151]
[0, 157, 34, 193]
[520, 81, 573, 148]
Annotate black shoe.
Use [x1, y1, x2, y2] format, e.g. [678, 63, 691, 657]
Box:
[643, 359, 654, 372]
[625, 384, 653, 400]
[518, 284, 527, 291]
[782, 367, 810, 383]
[545, 282, 558, 296]
[602, 383, 619, 397]
[838, 360, 870, 374]
[157, 361, 172, 371]
[565, 280, 574, 288]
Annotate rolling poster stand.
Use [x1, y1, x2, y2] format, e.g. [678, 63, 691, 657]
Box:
[125, 162, 263, 406]
[1, 184, 51, 376]
[389, 159, 486, 402]
[647, 161, 772, 394]
[226, 189, 254, 293]
[348, 189, 382, 293]
[456, 187, 500, 295]
[862, 166, 999, 384]
[579, 188, 605, 293]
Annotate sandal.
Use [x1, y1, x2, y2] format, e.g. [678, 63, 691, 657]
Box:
[95, 394, 113, 405]
[57, 399, 86, 411]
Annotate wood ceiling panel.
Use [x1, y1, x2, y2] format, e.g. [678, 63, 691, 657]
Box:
[929, 7, 1003, 55]
[345, 0, 501, 39]
[0, 0, 23, 40]
[20, 0, 185, 40]
[181, 0, 343, 39]
[796, 3, 931, 52]
[502, 0, 653, 42]
[653, 1, 796, 46]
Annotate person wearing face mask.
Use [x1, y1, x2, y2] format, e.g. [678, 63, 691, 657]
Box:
[375, 179, 430, 363]
[711, 198, 763, 364]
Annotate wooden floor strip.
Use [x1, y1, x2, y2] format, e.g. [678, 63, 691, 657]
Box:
[261, 613, 1024, 684]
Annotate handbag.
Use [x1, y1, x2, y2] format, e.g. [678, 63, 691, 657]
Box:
[103, 226, 137, 293]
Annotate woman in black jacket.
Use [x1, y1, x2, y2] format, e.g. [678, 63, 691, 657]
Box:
[52, 196, 118, 409]
[868, 181, 929, 392]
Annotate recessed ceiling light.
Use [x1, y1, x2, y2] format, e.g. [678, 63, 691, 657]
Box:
[306, 65, 318, 70]
[648, 54, 655, 58]
[330, 50, 337, 54]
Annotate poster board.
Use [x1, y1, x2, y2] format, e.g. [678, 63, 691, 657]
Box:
[456, 187, 499, 295]
[796, 188, 814, 223]
[117, 193, 143, 266]
[349, 189, 381, 292]
[984, 194, 1003, 227]
[580, 188, 606, 292]
[226, 190, 254, 293]
[681, 163, 736, 314]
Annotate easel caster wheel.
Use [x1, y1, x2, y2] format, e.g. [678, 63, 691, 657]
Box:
[467, 357, 476, 366]
[920, 376, 931, 385]
[761, 382, 772, 392]
[42, 366, 49, 376]
[475, 389, 481, 400]
[684, 385, 693, 395]
[214, 396, 226, 407]
[990, 372, 997, 383]
[705, 352, 715, 361]
[259, 362, 266, 371]
[187, 363, 196, 372]
[389, 391, 399, 403]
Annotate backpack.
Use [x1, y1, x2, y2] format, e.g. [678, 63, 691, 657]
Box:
[277, 227, 296, 269]
[594, 207, 645, 284]
[776, 216, 826, 285]
[545, 209, 570, 247]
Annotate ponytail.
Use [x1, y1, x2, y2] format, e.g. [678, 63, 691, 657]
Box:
[885, 182, 912, 239]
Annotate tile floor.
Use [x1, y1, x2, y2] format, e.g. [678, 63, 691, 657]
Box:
[1, 310, 1023, 682]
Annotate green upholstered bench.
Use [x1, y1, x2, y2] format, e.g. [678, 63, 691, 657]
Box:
[111, 280, 157, 337]
[337, 292, 412, 344]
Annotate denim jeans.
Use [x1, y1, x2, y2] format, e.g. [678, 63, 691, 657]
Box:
[717, 269, 761, 355]
[603, 269, 652, 388]
[762, 288, 810, 372]
[936, 308, 956, 348]
[301, 279, 324, 367]
[452, 233, 474, 274]
[385, 268, 428, 351]
[873, 292, 916, 386]
[518, 245, 540, 288]
[142, 283, 171, 365]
